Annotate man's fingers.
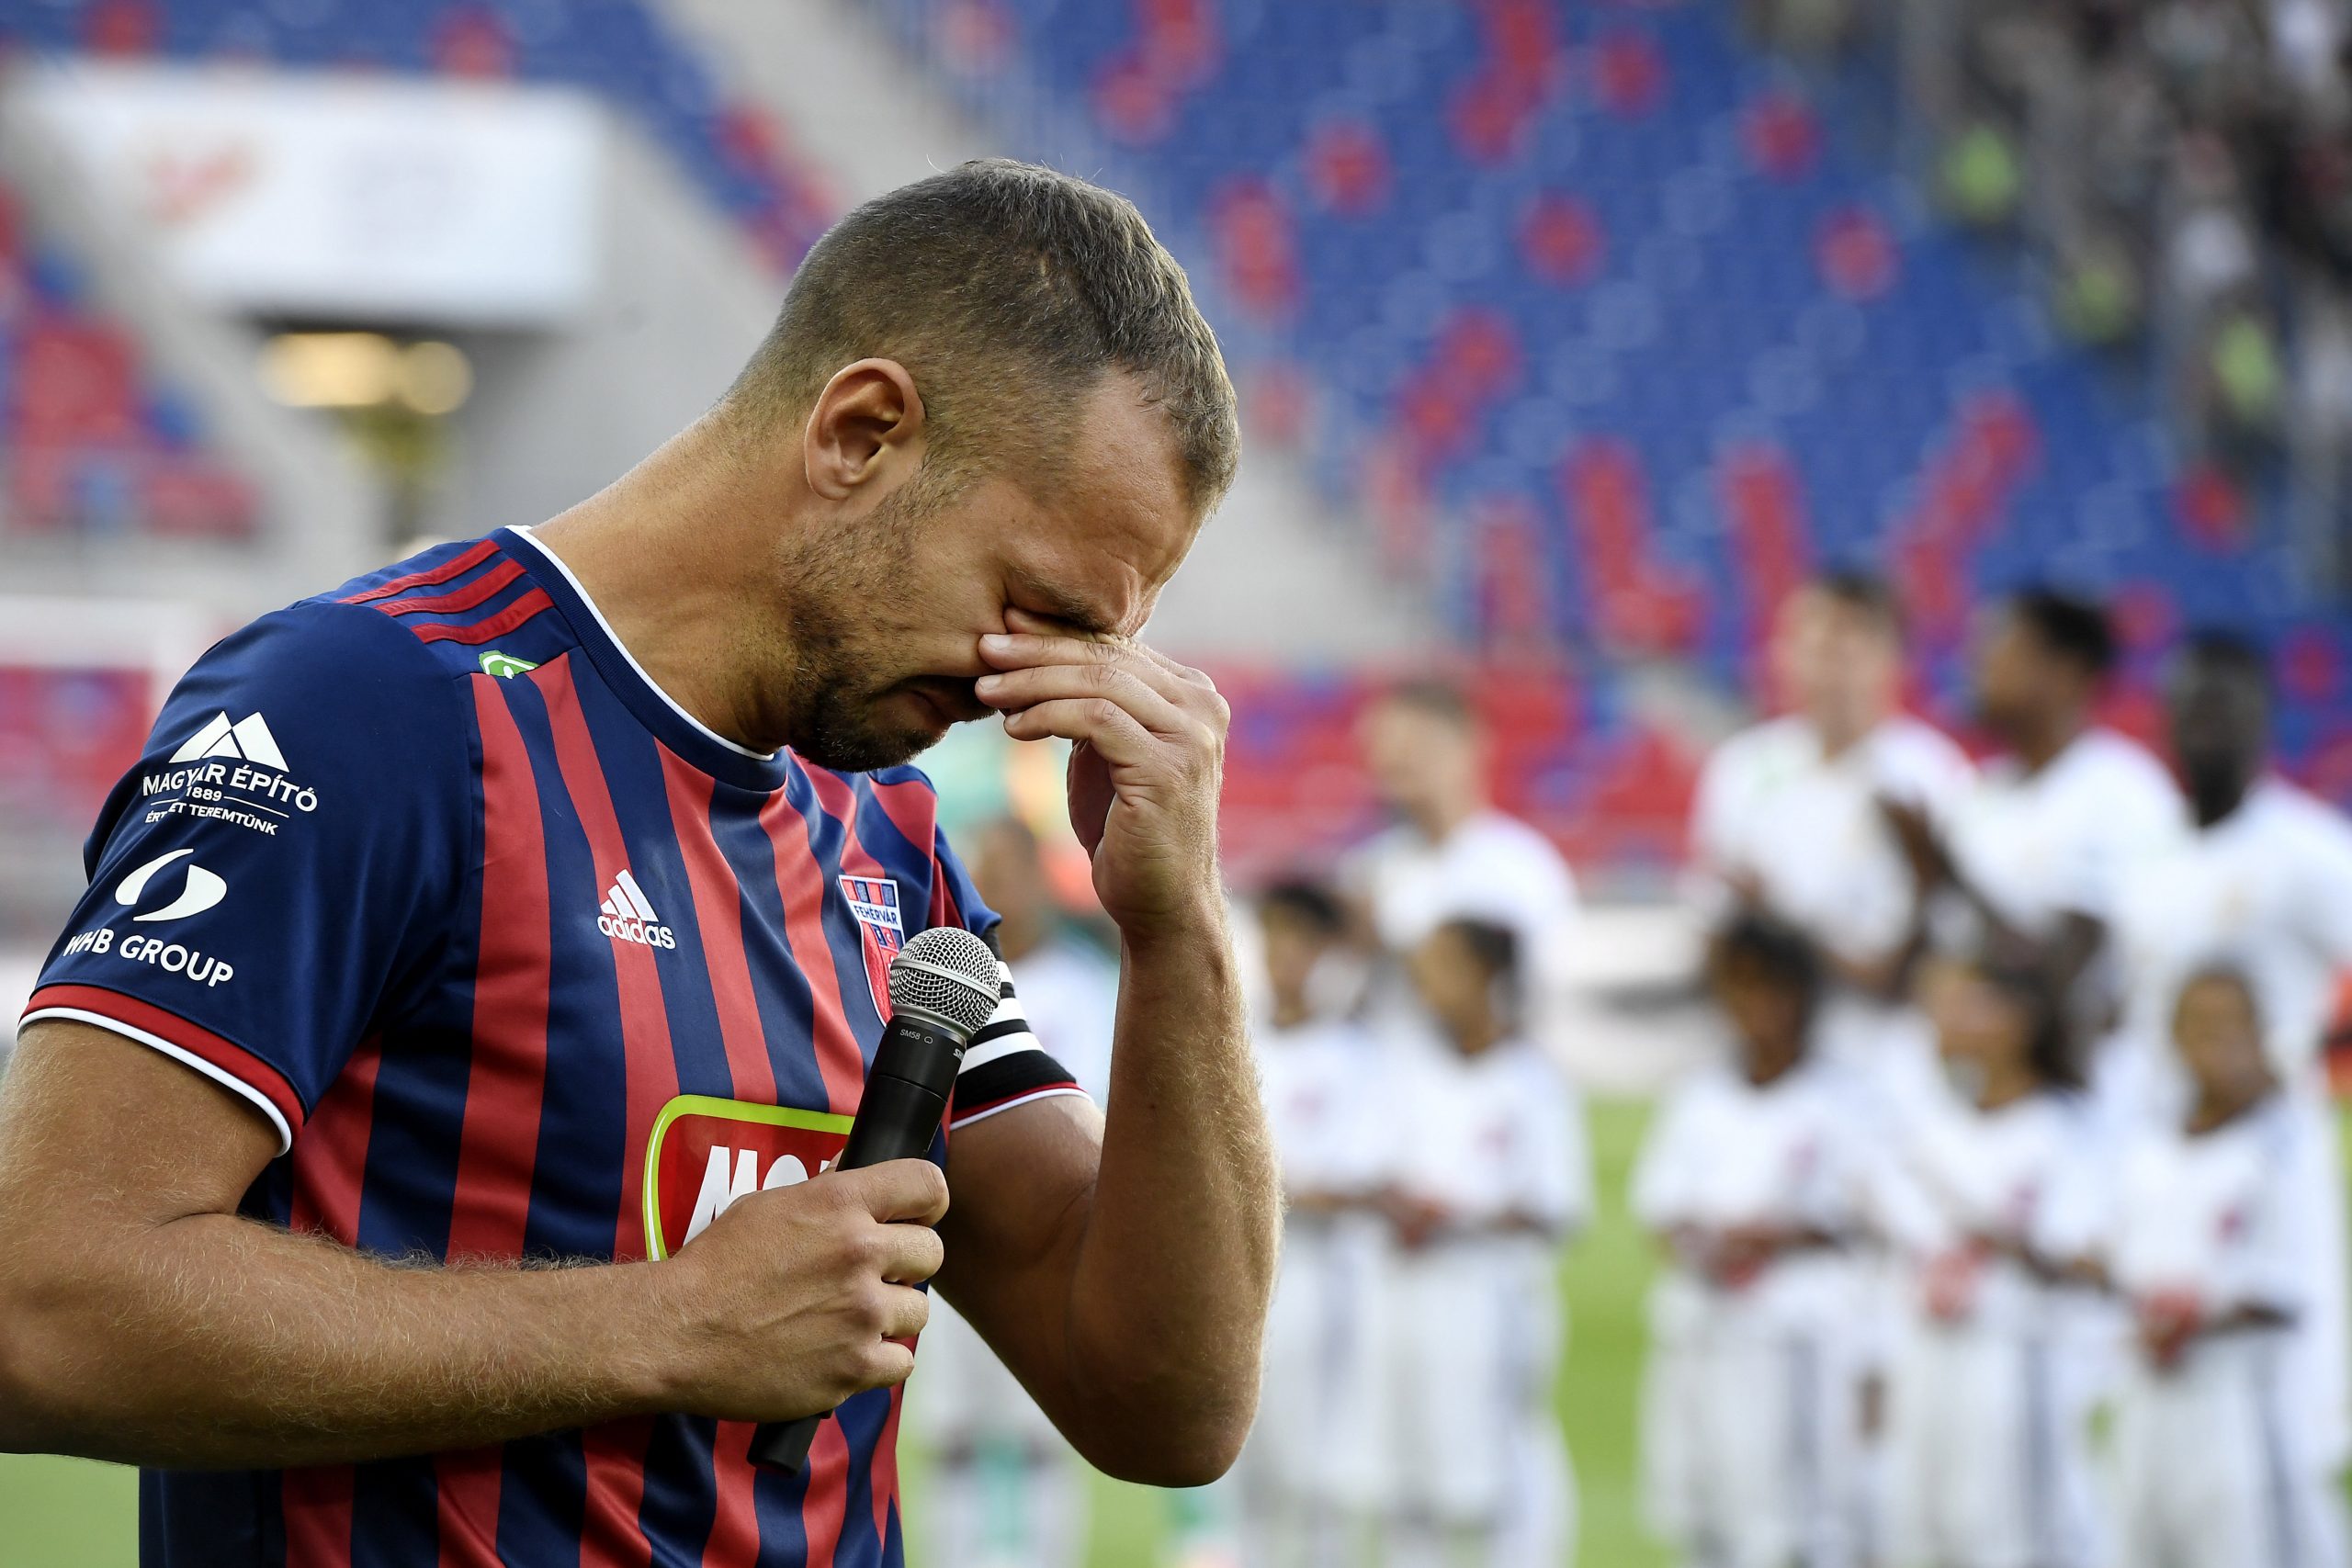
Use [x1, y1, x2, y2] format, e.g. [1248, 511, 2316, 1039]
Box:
[976, 663, 1191, 736]
[873, 1221, 945, 1285]
[999, 697, 1156, 763]
[979, 630, 1204, 710]
[877, 1281, 932, 1342]
[841, 1158, 949, 1226]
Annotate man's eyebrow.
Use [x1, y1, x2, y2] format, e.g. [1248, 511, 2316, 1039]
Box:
[1008, 568, 1120, 636]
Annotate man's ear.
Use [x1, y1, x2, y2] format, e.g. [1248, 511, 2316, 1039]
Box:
[804, 358, 927, 502]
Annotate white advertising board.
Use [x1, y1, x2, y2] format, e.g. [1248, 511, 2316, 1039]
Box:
[21, 62, 605, 328]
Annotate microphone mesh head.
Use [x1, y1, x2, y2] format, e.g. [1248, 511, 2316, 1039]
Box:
[887, 926, 1001, 1037]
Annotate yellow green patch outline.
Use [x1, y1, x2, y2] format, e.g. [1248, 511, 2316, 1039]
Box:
[641, 1094, 854, 1260]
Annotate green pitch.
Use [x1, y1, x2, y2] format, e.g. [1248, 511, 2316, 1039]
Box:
[0, 1104, 1677, 1566]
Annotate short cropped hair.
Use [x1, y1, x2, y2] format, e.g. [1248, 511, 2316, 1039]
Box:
[728, 159, 1238, 512]
[1811, 568, 1904, 638]
[2008, 588, 2117, 677]
[2179, 628, 2272, 694]
[1260, 877, 1346, 938]
[1707, 911, 1826, 1030]
[1433, 916, 1522, 1011]
[1373, 676, 1477, 730]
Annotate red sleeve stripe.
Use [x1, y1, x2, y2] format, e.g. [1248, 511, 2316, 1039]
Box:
[20, 984, 305, 1154]
[405, 588, 557, 647]
[371, 558, 526, 619]
[945, 1082, 1086, 1131]
[342, 538, 502, 604]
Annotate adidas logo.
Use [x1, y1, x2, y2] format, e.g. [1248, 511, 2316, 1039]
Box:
[596, 868, 676, 950]
[170, 712, 288, 771]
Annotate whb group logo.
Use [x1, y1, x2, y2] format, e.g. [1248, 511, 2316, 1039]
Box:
[113, 849, 227, 922]
[597, 869, 676, 950]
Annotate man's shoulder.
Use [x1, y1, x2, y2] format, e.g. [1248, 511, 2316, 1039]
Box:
[1872, 714, 1973, 778]
[1455, 809, 1567, 864]
[1707, 715, 1813, 783]
[303, 534, 582, 683]
[2070, 728, 2178, 798]
[2249, 778, 2352, 852]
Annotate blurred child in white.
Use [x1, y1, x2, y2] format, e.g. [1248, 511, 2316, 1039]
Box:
[1234, 878, 1391, 1568]
[2109, 966, 2347, 1568]
[1383, 916, 1590, 1568]
[909, 816, 1115, 1568]
[1887, 953, 2106, 1568]
[1633, 913, 1871, 1568]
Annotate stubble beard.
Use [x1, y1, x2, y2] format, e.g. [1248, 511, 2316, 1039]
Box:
[772, 491, 944, 774]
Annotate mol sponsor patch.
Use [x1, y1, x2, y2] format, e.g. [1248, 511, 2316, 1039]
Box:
[639, 1095, 853, 1260]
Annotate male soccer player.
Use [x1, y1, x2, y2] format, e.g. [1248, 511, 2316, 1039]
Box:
[0, 161, 1279, 1567]
[1888, 589, 2186, 1105]
[2113, 632, 2352, 1468]
[1689, 571, 1974, 1089]
[1350, 680, 1579, 990]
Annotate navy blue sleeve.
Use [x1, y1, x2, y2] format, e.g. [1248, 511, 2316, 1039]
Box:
[20, 601, 473, 1153]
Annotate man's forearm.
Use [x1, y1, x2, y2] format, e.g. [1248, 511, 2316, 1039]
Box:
[1064, 900, 1278, 1466]
[2, 1213, 680, 1467]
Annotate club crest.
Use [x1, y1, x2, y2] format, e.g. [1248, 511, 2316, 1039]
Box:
[839, 874, 905, 1016]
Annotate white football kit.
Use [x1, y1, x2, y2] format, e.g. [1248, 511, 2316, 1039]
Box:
[907, 929, 1116, 1568]
[1885, 1089, 2108, 1568]
[1241, 1013, 1393, 1534]
[1937, 728, 2184, 1044]
[1689, 713, 1975, 1093]
[1352, 809, 1580, 1034]
[1632, 1059, 1871, 1568]
[1687, 713, 1975, 1562]
[2109, 1098, 2348, 1568]
[2115, 778, 2352, 1465]
[1383, 1036, 1589, 1566]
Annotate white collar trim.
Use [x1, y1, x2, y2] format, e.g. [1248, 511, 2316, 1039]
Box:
[510, 525, 779, 762]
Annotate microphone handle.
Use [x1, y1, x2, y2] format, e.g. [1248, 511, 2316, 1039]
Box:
[747, 1015, 964, 1474]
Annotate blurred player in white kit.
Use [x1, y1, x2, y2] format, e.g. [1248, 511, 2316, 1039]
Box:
[1235, 879, 1390, 1568]
[1885, 590, 2185, 1127]
[1634, 914, 1876, 1568]
[1689, 572, 1974, 1094]
[1349, 680, 1579, 1020]
[1684, 573, 1975, 1559]
[910, 816, 1116, 1568]
[2108, 967, 2347, 1568]
[2114, 633, 2352, 1472]
[1885, 954, 2107, 1568]
[1382, 917, 1589, 1568]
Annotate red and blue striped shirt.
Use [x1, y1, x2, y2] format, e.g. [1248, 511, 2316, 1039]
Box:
[23, 528, 1083, 1568]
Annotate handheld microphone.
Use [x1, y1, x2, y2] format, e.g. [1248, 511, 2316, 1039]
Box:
[748, 924, 1002, 1474]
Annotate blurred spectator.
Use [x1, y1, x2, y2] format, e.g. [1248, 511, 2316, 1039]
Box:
[1885, 0, 2352, 576]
